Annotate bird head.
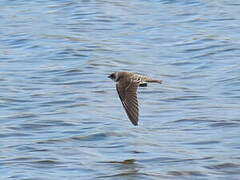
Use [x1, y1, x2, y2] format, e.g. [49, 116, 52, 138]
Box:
[108, 72, 118, 82]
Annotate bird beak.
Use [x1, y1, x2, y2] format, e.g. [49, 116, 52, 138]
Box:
[108, 75, 111, 79]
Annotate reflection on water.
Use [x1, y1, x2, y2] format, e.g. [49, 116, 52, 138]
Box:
[97, 159, 140, 179]
[1, 0, 240, 179]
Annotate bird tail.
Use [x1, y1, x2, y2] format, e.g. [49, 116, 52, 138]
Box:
[146, 79, 163, 83]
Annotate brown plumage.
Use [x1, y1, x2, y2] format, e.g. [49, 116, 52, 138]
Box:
[108, 72, 162, 126]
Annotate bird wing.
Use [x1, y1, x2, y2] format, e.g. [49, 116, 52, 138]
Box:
[116, 80, 139, 126]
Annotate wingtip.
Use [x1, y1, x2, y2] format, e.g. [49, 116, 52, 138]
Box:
[132, 121, 138, 126]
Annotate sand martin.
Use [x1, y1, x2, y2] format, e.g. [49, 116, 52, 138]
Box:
[108, 72, 162, 126]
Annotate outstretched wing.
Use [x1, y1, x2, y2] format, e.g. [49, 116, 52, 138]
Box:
[116, 80, 139, 126]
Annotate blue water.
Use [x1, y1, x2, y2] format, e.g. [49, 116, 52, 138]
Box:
[1, 0, 240, 179]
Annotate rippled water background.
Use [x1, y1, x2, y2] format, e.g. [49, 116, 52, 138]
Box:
[1, 0, 240, 179]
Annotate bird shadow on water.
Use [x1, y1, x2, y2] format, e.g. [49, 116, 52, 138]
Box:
[96, 159, 143, 179]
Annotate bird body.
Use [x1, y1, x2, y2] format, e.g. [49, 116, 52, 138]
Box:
[108, 72, 162, 126]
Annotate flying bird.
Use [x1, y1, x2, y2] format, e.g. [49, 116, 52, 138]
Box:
[108, 72, 162, 126]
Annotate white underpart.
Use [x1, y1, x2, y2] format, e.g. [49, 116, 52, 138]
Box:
[115, 72, 119, 82]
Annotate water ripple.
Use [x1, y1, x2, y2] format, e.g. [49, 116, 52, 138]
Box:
[1, 0, 240, 179]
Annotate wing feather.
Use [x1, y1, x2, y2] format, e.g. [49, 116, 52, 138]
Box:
[116, 81, 139, 126]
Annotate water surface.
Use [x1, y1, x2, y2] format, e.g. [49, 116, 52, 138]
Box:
[1, 0, 240, 179]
